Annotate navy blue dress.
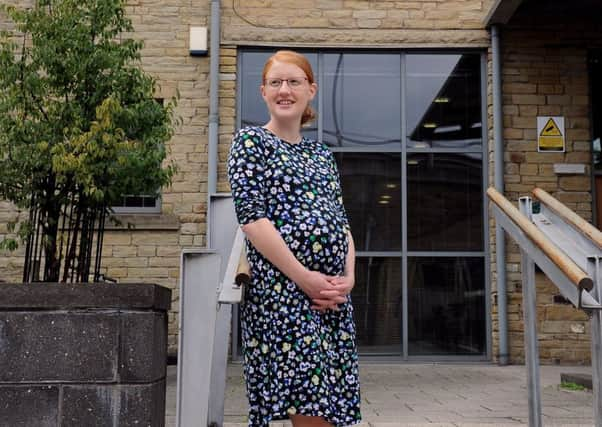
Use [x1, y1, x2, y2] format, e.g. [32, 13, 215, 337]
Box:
[227, 126, 361, 427]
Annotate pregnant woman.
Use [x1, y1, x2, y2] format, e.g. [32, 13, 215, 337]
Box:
[227, 50, 361, 427]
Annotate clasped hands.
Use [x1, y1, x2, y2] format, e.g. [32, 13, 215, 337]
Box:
[299, 270, 354, 312]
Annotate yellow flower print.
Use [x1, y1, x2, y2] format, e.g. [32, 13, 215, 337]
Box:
[244, 140, 254, 148]
[261, 344, 268, 354]
[287, 407, 297, 415]
[322, 340, 329, 350]
[311, 375, 320, 385]
[274, 283, 281, 293]
[282, 343, 291, 352]
[341, 332, 350, 341]
[306, 191, 315, 200]
[248, 338, 258, 348]
[281, 154, 289, 161]
[303, 336, 312, 345]
[312, 242, 323, 253]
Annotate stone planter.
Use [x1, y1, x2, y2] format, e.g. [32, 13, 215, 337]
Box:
[0, 283, 171, 427]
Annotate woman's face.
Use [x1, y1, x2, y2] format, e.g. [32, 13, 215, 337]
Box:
[261, 60, 316, 125]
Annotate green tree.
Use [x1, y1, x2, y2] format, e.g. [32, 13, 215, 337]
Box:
[0, 0, 177, 282]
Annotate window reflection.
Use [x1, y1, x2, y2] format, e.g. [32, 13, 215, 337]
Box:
[408, 257, 486, 356]
[407, 153, 483, 251]
[335, 153, 402, 251]
[323, 53, 401, 147]
[352, 257, 402, 355]
[406, 54, 482, 149]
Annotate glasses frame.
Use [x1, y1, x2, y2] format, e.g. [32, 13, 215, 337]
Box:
[264, 77, 309, 89]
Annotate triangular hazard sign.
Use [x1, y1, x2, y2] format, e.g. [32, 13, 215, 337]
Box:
[540, 118, 562, 136]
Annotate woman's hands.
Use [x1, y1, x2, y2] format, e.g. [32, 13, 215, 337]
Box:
[297, 270, 354, 312]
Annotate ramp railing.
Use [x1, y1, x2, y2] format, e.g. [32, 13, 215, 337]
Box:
[176, 195, 247, 427]
[487, 187, 602, 427]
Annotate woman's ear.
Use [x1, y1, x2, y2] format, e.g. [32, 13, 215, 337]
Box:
[308, 82, 317, 101]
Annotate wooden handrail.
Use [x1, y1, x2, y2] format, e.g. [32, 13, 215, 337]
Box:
[532, 187, 602, 249]
[235, 246, 251, 286]
[487, 187, 593, 291]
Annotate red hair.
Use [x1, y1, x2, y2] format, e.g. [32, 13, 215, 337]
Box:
[262, 50, 316, 126]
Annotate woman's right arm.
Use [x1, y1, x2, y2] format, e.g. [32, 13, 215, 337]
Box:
[242, 218, 344, 305]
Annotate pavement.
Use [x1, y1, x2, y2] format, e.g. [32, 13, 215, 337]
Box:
[165, 363, 595, 426]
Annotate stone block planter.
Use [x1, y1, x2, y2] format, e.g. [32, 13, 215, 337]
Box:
[0, 283, 171, 427]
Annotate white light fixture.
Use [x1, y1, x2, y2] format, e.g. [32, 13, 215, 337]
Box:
[386, 183, 397, 189]
[422, 122, 437, 128]
[433, 125, 461, 134]
[434, 97, 450, 103]
[189, 26, 208, 56]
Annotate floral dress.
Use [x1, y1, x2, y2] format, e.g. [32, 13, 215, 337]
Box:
[227, 126, 361, 427]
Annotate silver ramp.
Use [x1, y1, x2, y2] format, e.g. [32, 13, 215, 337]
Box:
[176, 194, 241, 427]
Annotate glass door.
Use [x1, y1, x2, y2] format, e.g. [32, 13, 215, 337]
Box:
[404, 54, 488, 358]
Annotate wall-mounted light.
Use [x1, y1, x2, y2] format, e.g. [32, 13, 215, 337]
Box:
[422, 122, 437, 128]
[189, 26, 208, 56]
[434, 97, 450, 103]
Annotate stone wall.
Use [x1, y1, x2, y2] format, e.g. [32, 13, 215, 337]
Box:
[492, 6, 602, 363]
[1, 0, 599, 363]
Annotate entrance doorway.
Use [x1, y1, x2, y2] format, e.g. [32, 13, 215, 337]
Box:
[237, 49, 490, 360]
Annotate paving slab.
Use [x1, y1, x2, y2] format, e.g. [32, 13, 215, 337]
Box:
[165, 363, 595, 426]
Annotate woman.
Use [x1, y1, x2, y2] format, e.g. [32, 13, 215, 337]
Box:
[227, 50, 361, 427]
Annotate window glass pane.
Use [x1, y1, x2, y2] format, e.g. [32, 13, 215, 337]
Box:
[407, 153, 483, 251]
[406, 54, 482, 150]
[335, 153, 401, 251]
[352, 257, 402, 355]
[408, 257, 486, 356]
[323, 53, 401, 147]
[240, 51, 317, 139]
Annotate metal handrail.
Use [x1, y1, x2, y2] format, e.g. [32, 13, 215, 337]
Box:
[487, 187, 593, 291]
[532, 187, 602, 249]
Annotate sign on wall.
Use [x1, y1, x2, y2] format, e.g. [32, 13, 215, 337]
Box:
[537, 116, 565, 152]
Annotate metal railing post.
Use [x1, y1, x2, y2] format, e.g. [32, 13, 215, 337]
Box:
[587, 256, 602, 427]
[519, 197, 542, 427]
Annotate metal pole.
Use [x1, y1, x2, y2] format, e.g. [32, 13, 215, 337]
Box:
[492, 24, 509, 365]
[587, 256, 602, 427]
[207, 0, 221, 247]
[519, 197, 542, 427]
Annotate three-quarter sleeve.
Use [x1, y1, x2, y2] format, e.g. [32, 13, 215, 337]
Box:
[227, 129, 268, 225]
[328, 152, 350, 233]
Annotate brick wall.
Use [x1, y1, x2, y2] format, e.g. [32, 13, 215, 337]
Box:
[492, 7, 602, 363]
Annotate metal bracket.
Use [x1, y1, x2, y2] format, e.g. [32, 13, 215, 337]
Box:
[579, 288, 602, 311]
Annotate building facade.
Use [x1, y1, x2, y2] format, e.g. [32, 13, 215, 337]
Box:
[0, 0, 600, 363]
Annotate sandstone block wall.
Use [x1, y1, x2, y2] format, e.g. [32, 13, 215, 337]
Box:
[1, 0, 598, 363]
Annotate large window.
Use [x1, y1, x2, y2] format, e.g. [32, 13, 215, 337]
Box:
[237, 49, 488, 360]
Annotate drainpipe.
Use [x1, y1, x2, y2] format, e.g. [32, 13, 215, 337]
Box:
[492, 24, 509, 365]
[207, 0, 221, 248]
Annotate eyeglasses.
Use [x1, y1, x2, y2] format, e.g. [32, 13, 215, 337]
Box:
[265, 77, 308, 89]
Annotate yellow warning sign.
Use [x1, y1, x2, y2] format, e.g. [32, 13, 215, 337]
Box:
[540, 118, 562, 136]
[537, 116, 565, 152]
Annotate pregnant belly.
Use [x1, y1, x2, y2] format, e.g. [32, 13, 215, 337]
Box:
[277, 208, 348, 274]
